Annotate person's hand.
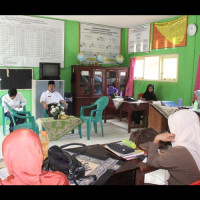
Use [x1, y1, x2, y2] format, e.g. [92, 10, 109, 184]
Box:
[153, 132, 175, 144]
[43, 104, 49, 110]
[64, 103, 68, 110]
[19, 105, 22, 109]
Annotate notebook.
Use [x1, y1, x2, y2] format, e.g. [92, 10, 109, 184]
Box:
[161, 101, 178, 107]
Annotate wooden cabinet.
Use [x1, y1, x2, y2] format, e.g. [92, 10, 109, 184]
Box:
[71, 65, 129, 117]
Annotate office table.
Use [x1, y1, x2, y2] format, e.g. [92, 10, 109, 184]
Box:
[36, 116, 83, 141]
[104, 98, 149, 133]
[119, 101, 149, 133]
[66, 143, 156, 185]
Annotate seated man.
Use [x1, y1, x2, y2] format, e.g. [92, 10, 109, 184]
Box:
[2, 88, 27, 133]
[40, 80, 68, 117]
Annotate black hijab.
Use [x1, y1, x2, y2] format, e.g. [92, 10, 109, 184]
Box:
[142, 84, 157, 101]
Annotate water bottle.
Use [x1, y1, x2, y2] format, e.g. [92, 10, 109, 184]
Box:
[40, 131, 49, 160]
[122, 138, 136, 149]
[120, 91, 122, 98]
[194, 100, 198, 110]
[178, 98, 182, 107]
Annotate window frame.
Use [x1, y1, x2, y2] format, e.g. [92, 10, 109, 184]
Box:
[134, 54, 179, 82]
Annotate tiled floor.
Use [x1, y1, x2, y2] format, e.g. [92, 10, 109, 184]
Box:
[0, 118, 167, 185]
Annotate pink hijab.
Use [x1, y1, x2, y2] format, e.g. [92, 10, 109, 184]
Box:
[0, 129, 70, 185]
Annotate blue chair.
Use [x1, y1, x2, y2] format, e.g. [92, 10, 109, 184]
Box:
[0, 95, 26, 136]
[4, 102, 39, 136]
[80, 96, 109, 140]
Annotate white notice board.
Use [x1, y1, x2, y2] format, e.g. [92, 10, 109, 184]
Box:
[128, 24, 150, 53]
[0, 15, 64, 68]
[80, 23, 121, 64]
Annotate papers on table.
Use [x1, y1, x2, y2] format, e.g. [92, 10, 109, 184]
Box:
[104, 142, 145, 160]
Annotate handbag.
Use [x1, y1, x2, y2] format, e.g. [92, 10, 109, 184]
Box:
[42, 143, 97, 185]
[129, 128, 170, 149]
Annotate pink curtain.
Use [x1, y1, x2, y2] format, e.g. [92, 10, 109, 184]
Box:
[192, 55, 200, 102]
[125, 58, 136, 97]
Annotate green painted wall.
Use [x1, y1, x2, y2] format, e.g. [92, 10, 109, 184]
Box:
[123, 15, 199, 107]
[0, 15, 200, 125]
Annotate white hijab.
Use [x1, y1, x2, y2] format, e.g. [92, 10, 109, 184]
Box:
[168, 109, 200, 172]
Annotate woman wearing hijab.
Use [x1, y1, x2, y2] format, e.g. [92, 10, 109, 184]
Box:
[140, 109, 200, 185]
[132, 84, 157, 125]
[0, 128, 70, 185]
[141, 84, 157, 101]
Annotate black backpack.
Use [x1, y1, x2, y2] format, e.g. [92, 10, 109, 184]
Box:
[42, 143, 97, 185]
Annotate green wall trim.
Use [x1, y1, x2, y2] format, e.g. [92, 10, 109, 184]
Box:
[0, 15, 199, 125]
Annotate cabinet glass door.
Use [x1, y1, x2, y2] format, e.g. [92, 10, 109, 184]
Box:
[94, 71, 103, 95]
[80, 70, 90, 95]
[119, 71, 127, 96]
[107, 71, 116, 95]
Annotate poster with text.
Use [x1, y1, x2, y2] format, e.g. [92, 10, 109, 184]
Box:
[128, 23, 150, 53]
[0, 15, 65, 68]
[152, 15, 187, 49]
[80, 23, 121, 64]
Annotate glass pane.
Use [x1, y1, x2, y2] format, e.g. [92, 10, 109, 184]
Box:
[134, 59, 144, 78]
[144, 56, 159, 80]
[107, 71, 116, 96]
[80, 70, 90, 95]
[163, 58, 177, 79]
[94, 71, 102, 95]
[107, 71, 116, 87]
[119, 71, 127, 95]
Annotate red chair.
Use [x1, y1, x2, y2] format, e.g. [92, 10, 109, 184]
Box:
[190, 180, 200, 185]
[137, 93, 144, 100]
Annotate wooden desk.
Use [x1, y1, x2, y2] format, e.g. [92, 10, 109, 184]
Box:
[68, 144, 155, 185]
[104, 98, 149, 133]
[148, 104, 169, 132]
[36, 116, 83, 141]
[119, 101, 149, 133]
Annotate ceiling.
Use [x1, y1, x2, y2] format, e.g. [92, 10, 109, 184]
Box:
[41, 15, 178, 28]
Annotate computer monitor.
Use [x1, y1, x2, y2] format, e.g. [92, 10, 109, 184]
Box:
[39, 62, 61, 80]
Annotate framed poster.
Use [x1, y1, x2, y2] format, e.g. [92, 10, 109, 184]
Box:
[152, 15, 188, 49]
[0, 15, 64, 68]
[128, 23, 150, 53]
[79, 23, 121, 64]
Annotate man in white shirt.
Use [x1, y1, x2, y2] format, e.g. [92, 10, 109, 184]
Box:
[40, 81, 68, 117]
[2, 88, 27, 133]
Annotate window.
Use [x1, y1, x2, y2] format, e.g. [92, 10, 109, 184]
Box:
[134, 54, 178, 82]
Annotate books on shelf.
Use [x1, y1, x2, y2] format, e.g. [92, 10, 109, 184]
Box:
[104, 142, 145, 160]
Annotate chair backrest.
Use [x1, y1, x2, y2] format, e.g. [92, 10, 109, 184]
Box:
[93, 96, 109, 118]
[0, 95, 7, 124]
[4, 102, 27, 126]
[4, 102, 39, 135]
[137, 93, 144, 100]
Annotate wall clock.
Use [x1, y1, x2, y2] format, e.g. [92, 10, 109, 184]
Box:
[187, 23, 197, 36]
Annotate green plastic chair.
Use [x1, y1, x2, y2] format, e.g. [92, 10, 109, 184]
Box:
[80, 96, 109, 140]
[4, 102, 39, 136]
[0, 95, 26, 136]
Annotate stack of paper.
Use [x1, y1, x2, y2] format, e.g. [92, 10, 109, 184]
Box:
[104, 143, 144, 160]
